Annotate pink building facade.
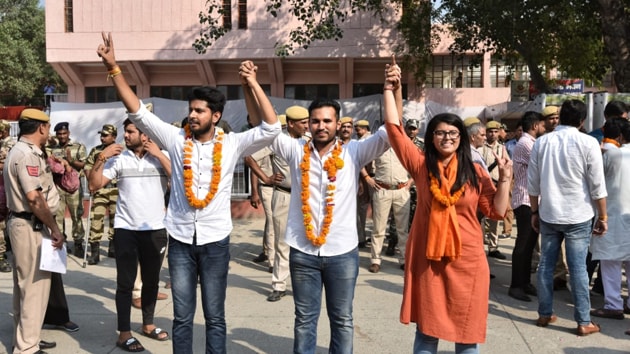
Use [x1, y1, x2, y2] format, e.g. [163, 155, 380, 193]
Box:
[46, 0, 517, 106]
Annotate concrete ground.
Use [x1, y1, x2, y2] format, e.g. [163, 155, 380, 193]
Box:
[0, 217, 627, 353]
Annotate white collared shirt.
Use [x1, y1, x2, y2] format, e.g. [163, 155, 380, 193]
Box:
[528, 125, 607, 224]
[103, 150, 169, 230]
[272, 127, 389, 256]
[128, 103, 281, 245]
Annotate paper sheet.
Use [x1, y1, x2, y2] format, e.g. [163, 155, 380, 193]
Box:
[40, 238, 67, 274]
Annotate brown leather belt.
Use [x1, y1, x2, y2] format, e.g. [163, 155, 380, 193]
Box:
[376, 181, 407, 190]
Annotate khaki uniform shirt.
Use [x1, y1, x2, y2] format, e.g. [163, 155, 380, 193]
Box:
[373, 147, 409, 185]
[4, 139, 59, 214]
[86, 144, 117, 186]
[250, 146, 274, 184]
[478, 140, 508, 182]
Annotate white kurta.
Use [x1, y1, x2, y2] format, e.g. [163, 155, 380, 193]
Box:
[591, 144, 630, 261]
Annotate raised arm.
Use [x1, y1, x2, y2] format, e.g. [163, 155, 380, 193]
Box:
[239, 61, 277, 127]
[96, 32, 141, 114]
[383, 56, 402, 126]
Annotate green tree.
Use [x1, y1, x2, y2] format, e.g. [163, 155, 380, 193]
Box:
[0, 0, 61, 106]
[597, 0, 630, 92]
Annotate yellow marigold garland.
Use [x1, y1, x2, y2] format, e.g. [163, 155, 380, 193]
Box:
[429, 173, 465, 207]
[182, 125, 224, 209]
[300, 140, 344, 247]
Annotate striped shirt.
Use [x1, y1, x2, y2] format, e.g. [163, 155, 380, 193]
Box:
[511, 133, 535, 209]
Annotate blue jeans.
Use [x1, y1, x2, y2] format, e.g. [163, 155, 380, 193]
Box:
[537, 220, 592, 325]
[290, 247, 359, 354]
[168, 235, 230, 354]
[413, 330, 478, 354]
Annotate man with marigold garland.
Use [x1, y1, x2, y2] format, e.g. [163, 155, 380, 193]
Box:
[271, 97, 389, 353]
[96, 32, 281, 354]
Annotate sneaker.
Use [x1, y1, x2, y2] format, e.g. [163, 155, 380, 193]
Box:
[498, 233, 511, 239]
[55, 321, 79, 332]
[488, 250, 506, 260]
[267, 290, 286, 302]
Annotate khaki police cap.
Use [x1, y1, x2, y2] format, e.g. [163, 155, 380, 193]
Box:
[285, 106, 309, 120]
[339, 117, 353, 125]
[486, 121, 501, 130]
[463, 117, 481, 127]
[20, 108, 50, 122]
[278, 114, 287, 125]
[355, 120, 370, 128]
[542, 105, 559, 118]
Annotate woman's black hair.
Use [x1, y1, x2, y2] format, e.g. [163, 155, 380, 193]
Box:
[424, 113, 479, 193]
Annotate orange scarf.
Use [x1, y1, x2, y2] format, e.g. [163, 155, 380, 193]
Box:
[426, 156, 463, 261]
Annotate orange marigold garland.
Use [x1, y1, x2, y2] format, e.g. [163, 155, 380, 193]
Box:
[300, 140, 344, 247]
[182, 125, 224, 209]
[429, 173, 465, 207]
[602, 137, 620, 148]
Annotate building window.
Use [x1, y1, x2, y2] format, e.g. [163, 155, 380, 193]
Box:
[64, 0, 73, 33]
[353, 84, 408, 98]
[238, 0, 247, 29]
[216, 85, 271, 100]
[284, 85, 339, 100]
[150, 86, 196, 101]
[425, 55, 482, 88]
[490, 56, 530, 88]
[85, 86, 136, 103]
[223, 0, 232, 30]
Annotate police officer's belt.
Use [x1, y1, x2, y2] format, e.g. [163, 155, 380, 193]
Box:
[9, 211, 33, 220]
[275, 185, 291, 193]
[376, 181, 408, 190]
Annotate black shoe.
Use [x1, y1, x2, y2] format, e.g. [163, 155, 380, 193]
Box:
[524, 283, 538, 296]
[358, 241, 367, 249]
[0, 257, 11, 273]
[508, 287, 532, 302]
[488, 250, 506, 260]
[268, 267, 273, 274]
[39, 340, 56, 349]
[73, 242, 85, 258]
[498, 233, 511, 239]
[267, 290, 286, 302]
[252, 252, 268, 263]
[107, 242, 115, 258]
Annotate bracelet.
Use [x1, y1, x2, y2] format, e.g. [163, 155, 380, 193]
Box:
[97, 154, 108, 163]
[365, 176, 372, 181]
[107, 66, 122, 81]
[598, 215, 608, 222]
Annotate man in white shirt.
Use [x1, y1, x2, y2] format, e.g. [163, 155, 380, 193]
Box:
[88, 119, 171, 351]
[528, 99, 607, 336]
[272, 98, 389, 353]
[96, 33, 281, 354]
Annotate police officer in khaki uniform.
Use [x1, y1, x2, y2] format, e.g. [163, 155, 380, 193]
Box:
[47, 122, 87, 257]
[84, 124, 118, 265]
[265, 105, 309, 302]
[5, 108, 62, 353]
[0, 120, 15, 272]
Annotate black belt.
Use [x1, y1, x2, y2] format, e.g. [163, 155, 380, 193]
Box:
[260, 184, 274, 188]
[275, 185, 291, 193]
[9, 211, 33, 220]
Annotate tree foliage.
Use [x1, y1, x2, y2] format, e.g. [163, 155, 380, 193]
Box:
[0, 0, 62, 106]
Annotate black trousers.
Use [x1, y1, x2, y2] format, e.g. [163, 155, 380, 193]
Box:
[44, 272, 70, 326]
[114, 228, 167, 331]
[510, 205, 539, 289]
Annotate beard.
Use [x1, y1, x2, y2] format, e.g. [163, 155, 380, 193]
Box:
[190, 119, 213, 137]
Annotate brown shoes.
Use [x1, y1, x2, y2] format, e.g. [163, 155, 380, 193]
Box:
[368, 264, 380, 273]
[577, 322, 601, 336]
[132, 292, 168, 309]
[536, 314, 557, 327]
[590, 307, 624, 320]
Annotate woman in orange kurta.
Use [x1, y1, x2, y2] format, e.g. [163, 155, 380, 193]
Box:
[382, 62, 511, 353]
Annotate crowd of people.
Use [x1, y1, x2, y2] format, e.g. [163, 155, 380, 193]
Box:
[1, 32, 628, 354]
